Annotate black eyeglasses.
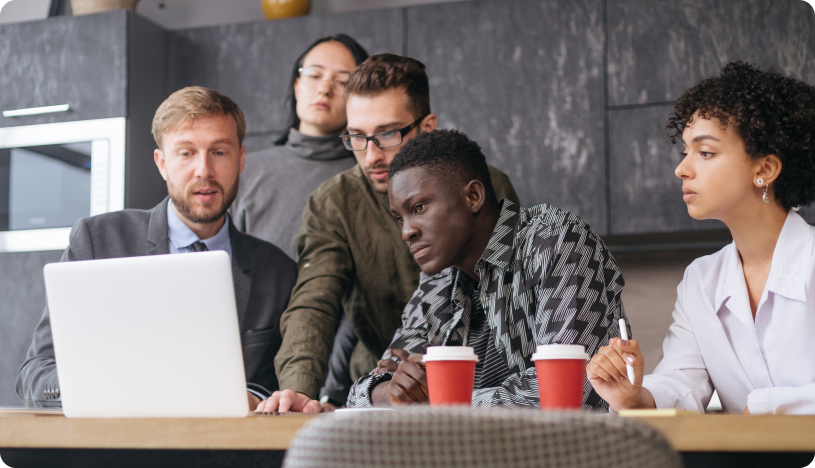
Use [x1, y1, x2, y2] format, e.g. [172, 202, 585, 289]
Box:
[340, 116, 427, 151]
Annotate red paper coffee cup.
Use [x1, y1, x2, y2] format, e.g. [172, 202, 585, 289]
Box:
[532, 344, 589, 410]
[422, 346, 479, 406]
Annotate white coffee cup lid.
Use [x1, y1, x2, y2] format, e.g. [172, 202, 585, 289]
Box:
[422, 346, 480, 362]
[531, 344, 589, 361]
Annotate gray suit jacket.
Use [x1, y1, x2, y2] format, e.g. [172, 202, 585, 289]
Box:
[16, 198, 297, 406]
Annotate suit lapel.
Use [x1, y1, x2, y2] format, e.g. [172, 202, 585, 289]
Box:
[146, 197, 171, 256]
[229, 222, 253, 329]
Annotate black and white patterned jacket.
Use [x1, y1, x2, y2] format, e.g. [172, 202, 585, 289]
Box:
[347, 200, 628, 411]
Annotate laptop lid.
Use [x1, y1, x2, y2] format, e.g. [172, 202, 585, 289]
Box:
[44, 251, 248, 418]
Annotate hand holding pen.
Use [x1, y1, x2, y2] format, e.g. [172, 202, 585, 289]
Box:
[619, 318, 635, 385]
[585, 320, 656, 412]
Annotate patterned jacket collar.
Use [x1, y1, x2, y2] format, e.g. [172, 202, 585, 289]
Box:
[449, 200, 522, 312]
[479, 200, 522, 270]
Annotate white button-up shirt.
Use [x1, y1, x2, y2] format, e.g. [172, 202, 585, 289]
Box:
[643, 211, 815, 415]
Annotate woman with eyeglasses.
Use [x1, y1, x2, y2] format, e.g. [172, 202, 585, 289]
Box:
[233, 34, 368, 258]
[588, 60, 815, 465]
[231, 34, 368, 411]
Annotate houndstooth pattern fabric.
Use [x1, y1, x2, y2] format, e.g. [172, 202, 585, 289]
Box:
[282, 407, 682, 468]
[347, 201, 628, 410]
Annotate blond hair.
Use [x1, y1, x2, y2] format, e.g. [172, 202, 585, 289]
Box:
[152, 86, 246, 148]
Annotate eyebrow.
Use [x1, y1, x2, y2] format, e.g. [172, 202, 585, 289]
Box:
[208, 139, 236, 146]
[303, 65, 351, 75]
[346, 122, 405, 134]
[174, 139, 235, 147]
[691, 134, 721, 143]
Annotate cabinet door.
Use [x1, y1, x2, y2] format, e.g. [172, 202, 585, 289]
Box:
[0, 11, 128, 128]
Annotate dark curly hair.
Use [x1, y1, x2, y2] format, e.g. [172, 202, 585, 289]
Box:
[389, 129, 497, 204]
[666, 61, 815, 210]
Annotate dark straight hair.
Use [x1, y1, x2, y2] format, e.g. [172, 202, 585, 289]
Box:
[274, 34, 370, 145]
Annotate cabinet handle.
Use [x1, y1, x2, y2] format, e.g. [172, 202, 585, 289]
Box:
[3, 104, 70, 117]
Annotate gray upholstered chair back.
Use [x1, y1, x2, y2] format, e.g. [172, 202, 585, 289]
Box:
[282, 407, 682, 468]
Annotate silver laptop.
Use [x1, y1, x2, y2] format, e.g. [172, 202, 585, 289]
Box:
[44, 251, 249, 418]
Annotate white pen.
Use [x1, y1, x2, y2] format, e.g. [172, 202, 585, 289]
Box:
[618, 318, 635, 385]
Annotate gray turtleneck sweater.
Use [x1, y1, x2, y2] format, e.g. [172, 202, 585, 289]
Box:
[231, 128, 357, 260]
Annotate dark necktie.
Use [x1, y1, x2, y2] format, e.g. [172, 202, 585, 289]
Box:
[190, 241, 208, 252]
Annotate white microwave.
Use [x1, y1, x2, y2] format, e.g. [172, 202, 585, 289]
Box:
[0, 117, 126, 252]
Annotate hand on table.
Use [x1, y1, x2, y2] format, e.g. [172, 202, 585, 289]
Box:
[254, 389, 321, 413]
[371, 349, 428, 406]
[586, 337, 655, 412]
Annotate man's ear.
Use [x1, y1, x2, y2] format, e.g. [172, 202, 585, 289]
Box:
[421, 113, 438, 133]
[154, 148, 168, 181]
[464, 180, 486, 214]
[239, 145, 246, 174]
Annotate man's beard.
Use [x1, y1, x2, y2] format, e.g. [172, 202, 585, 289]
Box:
[362, 163, 390, 194]
[168, 177, 239, 224]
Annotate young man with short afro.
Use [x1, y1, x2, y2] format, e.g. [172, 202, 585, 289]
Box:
[347, 129, 629, 410]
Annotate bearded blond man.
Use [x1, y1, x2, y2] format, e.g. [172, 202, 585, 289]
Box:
[17, 87, 296, 409]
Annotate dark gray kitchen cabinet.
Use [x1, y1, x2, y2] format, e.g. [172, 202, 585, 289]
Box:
[0, 11, 128, 128]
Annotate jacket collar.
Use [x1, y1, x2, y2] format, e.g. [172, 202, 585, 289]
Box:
[715, 210, 810, 314]
[146, 197, 171, 255]
[228, 222, 253, 328]
[478, 200, 522, 271]
[228, 222, 253, 275]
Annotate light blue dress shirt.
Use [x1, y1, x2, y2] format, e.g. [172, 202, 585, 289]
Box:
[166, 199, 232, 260]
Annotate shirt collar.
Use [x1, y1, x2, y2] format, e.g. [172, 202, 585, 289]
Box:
[715, 210, 810, 311]
[478, 199, 522, 270]
[166, 198, 231, 252]
[765, 210, 810, 302]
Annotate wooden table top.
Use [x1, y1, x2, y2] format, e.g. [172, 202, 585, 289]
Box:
[1, 411, 814, 452]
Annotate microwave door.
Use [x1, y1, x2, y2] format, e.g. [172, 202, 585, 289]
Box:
[1, 143, 93, 232]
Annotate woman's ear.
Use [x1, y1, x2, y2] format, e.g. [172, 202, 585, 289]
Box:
[755, 154, 783, 186]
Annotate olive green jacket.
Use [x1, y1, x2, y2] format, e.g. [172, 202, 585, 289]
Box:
[274, 164, 520, 397]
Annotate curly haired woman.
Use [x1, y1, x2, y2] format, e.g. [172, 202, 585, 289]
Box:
[587, 61, 815, 422]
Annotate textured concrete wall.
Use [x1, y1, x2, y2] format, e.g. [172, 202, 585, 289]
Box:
[607, 0, 815, 232]
[166, 9, 404, 138]
[406, 0, 607, 232]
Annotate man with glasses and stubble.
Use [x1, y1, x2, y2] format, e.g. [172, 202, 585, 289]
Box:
[257, 54, 519, 412]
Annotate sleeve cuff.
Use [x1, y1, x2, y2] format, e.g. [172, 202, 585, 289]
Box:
[642, 379, 678, 410]
[347, 371, 393, 408]
[277, 373, 323, 400]
[747, 389, 773, 415]
[247, 383, 272, 401]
